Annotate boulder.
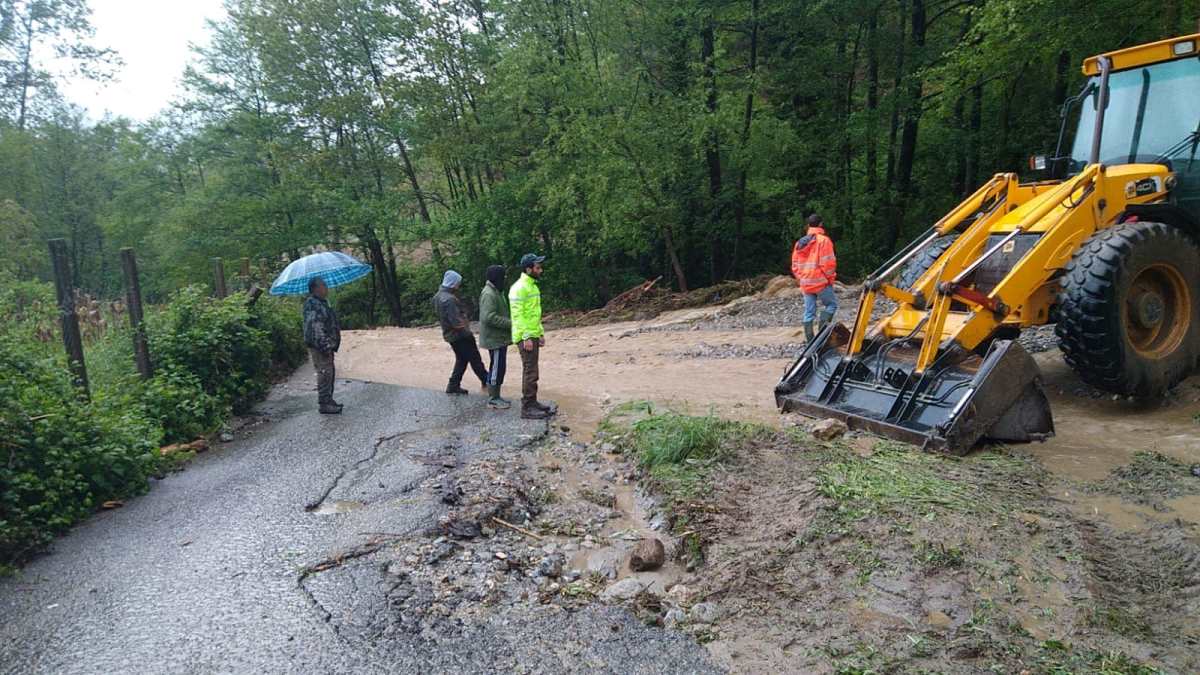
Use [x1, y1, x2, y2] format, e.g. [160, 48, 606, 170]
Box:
[628, 537, 666, 572]
[600, 577, 647, 602]
[809, 418, 848, 441]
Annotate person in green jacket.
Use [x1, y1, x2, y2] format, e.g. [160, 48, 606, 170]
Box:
[509, 253, 554, 420]
[478, 265, 512, 410]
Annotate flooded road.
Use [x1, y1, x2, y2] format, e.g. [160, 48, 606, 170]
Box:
[337, 313, 1200, 534]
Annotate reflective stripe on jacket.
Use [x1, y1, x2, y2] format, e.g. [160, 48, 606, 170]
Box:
[791, 226, 837, 294]
[508, 273, 544, 342]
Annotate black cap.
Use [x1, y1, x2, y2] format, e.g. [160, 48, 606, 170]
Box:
[519, 253, 546, 269]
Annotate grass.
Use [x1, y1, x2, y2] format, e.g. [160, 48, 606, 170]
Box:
[816, 448, 986, 515]
[915, 541, 966, 569]
[1094, 451, 1199, 504]
[630, 411, 759, 469]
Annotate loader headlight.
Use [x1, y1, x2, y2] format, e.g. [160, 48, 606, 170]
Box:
[1173, 40, 1195, 56]
[1029, 155, 1048, 172]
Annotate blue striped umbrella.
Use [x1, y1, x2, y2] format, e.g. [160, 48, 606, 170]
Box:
[269, 251, 372, 296]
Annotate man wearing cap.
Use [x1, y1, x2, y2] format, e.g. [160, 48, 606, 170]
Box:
[509, 254, 554, 420]
[433, 269, 489, 395]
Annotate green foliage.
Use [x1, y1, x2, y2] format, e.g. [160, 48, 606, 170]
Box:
[631, 412, 765, 469]
[0, 288, 303, 566]
[147, 287, 284, 414]
[817, 448, 984, 515]
[0, 335, 161, 565]
[139, 368, 227, 444]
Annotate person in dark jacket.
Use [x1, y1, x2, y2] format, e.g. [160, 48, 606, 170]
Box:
[302, 276, 342, 414]
[432, 270, 489, 395]
[478, 265, 512, 409]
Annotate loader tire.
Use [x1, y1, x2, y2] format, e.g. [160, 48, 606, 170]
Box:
[897, 233, 960, 290]
[1056, 221, 1200, 397]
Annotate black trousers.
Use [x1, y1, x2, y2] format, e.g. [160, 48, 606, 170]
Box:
[487, 347, 507, 387]
[449, 334, 489, 387]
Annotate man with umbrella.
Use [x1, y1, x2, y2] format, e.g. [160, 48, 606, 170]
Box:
[271, 250, 371, 415]
[304, 277, 342, 414]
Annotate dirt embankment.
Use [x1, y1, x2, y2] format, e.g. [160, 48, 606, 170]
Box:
[334, 277, 1200, 672]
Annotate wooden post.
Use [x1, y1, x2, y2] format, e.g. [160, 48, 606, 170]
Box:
[48, 239, 89, 399]
[239, 257, 251, 291]
[120, 247, 153, 380]
[213, 257, 227, 298]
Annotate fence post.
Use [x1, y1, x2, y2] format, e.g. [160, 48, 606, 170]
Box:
[120, 247, 153, 380]
[48, 239, 89, 399]
[213, 257, 227, 298]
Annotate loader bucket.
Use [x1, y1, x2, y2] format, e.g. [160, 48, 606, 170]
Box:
[775, 324, 1054, 454]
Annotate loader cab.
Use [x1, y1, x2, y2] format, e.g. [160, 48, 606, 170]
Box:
[1065, 46, 1200, 219]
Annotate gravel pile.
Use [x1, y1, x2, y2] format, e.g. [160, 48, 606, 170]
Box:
[668, 342, 807, 360]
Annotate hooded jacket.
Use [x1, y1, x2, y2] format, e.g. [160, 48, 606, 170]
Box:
[478, 266, 512, 350]
[791, 226, 837, 293]
[432, 286, 471, 344]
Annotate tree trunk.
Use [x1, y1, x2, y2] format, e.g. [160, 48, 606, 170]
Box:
[891, 0, 926, 251]
[967, 83, 982, 188]
[366, 236, 403, 325]
[885, 0, 908, 191]
[730, 0, 759, 279]
[701, 15, 723, 284]
[17, 12, 35, 131]
[866, 7, 880, 196]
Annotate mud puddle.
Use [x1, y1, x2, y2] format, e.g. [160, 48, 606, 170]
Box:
[533, 447, 685, 593]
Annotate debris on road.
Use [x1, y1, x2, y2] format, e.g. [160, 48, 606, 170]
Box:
[809, 418, 848, 441]
[628, 537, 665, 571]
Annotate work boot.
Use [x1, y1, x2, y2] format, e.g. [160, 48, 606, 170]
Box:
[487, 385, 511, 410]
[816, 309, 836, 334]
[803, 321, 815, 342]
[319, 402, 343, 414]
[521, 405, 552, 420]
[533, 400, 557, 415]
[446, 383, 469, 395]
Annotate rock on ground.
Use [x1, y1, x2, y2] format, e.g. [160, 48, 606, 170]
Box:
[809, 417, 848, 440]
[628, 537, 666, 571]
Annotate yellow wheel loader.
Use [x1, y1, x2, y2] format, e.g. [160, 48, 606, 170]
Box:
[776, 33, 1200, 453]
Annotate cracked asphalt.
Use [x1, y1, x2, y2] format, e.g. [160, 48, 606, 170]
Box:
[0, 376, 716, 674]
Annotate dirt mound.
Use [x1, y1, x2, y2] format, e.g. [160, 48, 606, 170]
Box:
[630, 430, 1200, 673]
[547, 275, 773, 329]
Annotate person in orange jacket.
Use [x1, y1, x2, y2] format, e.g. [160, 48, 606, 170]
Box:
[791, 213, 839, 341]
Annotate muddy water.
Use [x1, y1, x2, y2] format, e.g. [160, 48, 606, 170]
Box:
[535, 451, 685, 594]
[336, 317, 1200, 533]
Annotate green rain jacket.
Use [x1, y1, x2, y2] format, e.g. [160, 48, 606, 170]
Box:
[508, 273, 544, 342]
[478, 281, 512, 350]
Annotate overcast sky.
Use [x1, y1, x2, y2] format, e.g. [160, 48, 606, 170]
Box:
[57, 0, 227, 121]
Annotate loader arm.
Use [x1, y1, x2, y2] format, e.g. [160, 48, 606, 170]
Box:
[778, 162, 1173, 453]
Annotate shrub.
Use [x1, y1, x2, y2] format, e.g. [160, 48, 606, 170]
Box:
[140, 367, 228, 444]
[250, 295, 305, 375]
[0, 288, 304, 567]
[148, 287, 272, 413]
[0, 336, 161, 566]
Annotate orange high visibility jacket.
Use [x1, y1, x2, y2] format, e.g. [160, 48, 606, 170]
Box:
[791, 226, 837, 293]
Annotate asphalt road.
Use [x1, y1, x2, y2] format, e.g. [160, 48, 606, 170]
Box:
[0, 377, 715, 674]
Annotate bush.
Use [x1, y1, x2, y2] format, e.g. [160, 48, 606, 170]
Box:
[0, 336, 161, 566]
[147, 287, 293, 413]
[140, 368, 227, 444]
[0, 288, 304, 567]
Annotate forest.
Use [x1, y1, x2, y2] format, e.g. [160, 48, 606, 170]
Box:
[2, 0, 1198, 326]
